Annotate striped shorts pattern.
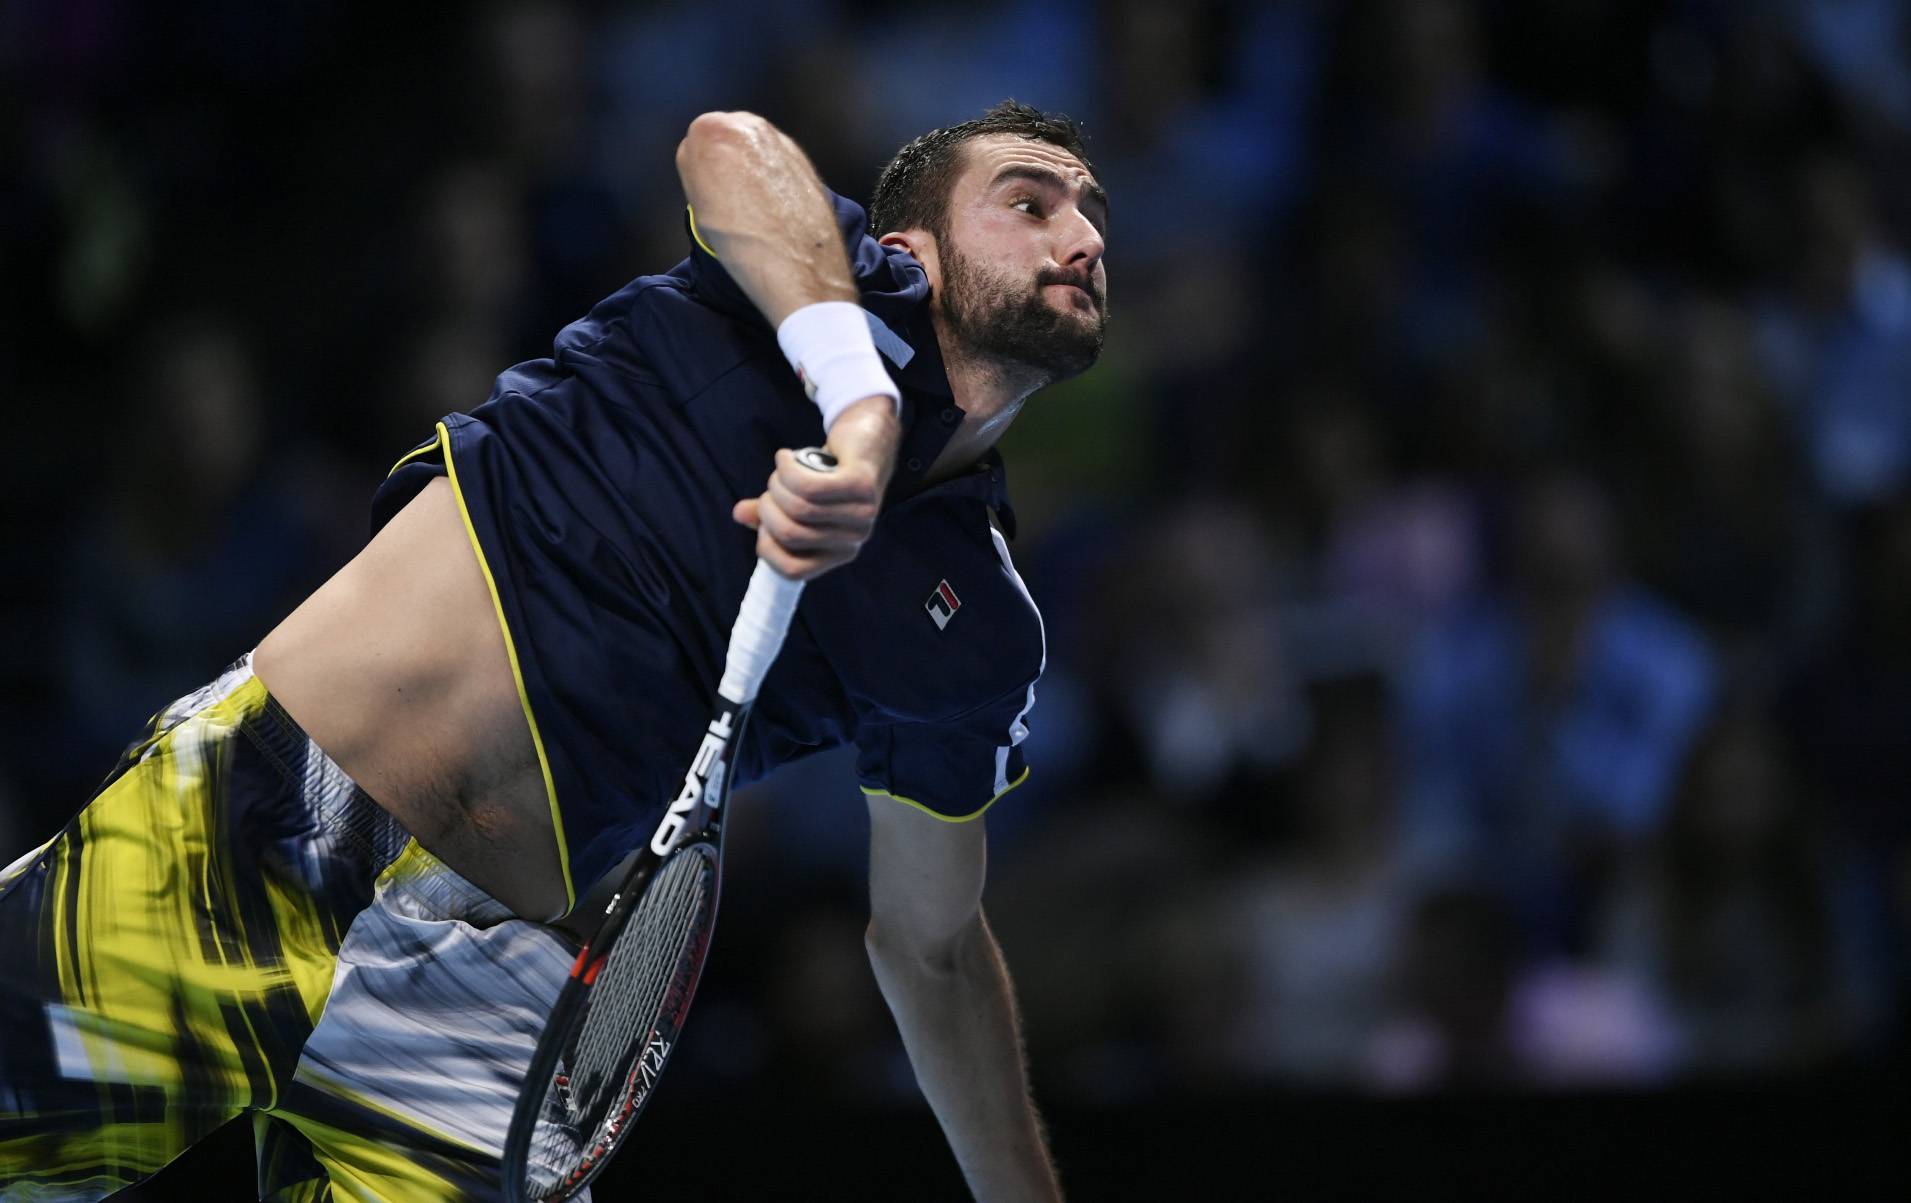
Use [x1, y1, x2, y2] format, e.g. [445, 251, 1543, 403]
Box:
[0, 656, 582, 1201]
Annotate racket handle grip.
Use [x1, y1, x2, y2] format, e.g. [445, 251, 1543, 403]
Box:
[718, 558, 805, 705]
[717, 445, 836, 704]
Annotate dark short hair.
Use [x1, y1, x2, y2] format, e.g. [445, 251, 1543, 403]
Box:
[869, 100, 1096, 241]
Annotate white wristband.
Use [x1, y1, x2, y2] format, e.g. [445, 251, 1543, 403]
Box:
[775, 301, 902, 433]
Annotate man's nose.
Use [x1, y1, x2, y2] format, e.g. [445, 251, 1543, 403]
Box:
[1058, 209, 1105, 272]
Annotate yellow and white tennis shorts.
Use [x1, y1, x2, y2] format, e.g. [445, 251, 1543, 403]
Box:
[0, 655, 585, 1202]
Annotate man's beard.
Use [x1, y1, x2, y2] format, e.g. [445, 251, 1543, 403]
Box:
[936, 237, 1106, 386]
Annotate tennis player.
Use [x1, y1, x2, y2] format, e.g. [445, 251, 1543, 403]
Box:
[0, 100, 1102, 1201]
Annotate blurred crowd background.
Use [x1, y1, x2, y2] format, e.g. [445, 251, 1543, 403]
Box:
[3, 0, 1909, 1194]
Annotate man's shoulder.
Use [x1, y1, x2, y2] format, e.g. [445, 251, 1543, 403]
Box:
[533, 266, 771, 406]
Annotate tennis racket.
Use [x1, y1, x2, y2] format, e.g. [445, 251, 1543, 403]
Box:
[502, 446, 837, 1202]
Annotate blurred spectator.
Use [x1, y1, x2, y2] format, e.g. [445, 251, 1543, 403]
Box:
[411, 160, 534, 364]
[1217, 677, 1411, 1085]
[759, 901, 912, 1101]
[1086, 499, 1300, 807]
[1504, 955, 1680, 1088]
[1785, 495, 1911, 1045]
[1323, 0, 1596, 358]
[1096, 0, 1324, 265]
[1754, 153, 1911, 507]
[1599, 706, 1886, 1075]
[1276, 381, 1483, 678]
[392, 318, 512, 447]
[1782, 0, 1911, 132]
[855, 0, 1099, 183]
[1400, 470, 1716, 952]
[988, 792, 1226, 1102]
[1366, 874, 1683, 1091]
[1626, 294, 1837, 670]
[53, 312, 332, 794]
[1365, 885, 1521, 1090]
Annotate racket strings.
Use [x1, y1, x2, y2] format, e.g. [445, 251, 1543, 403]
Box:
[569, 857, 704, 1111]
[527, 846, 715, 1193]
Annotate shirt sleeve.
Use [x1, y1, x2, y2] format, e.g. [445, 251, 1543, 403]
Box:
[369, 426, 450, 535]
[854, 682, 1035, 822]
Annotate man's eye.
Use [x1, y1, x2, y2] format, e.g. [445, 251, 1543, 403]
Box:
[1011, 197, 1041, 215]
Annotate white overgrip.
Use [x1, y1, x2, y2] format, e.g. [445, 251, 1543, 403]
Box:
[717, 559, 806, 705]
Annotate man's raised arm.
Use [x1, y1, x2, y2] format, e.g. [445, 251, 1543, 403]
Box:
[676, 110, 900, 580]
[864, 797, 1065, 1203]
[674, 110, 856, 328]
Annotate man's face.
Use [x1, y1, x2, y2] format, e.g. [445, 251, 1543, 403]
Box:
[911, 134, 1109, 383]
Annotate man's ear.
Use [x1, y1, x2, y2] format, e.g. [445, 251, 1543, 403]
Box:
[879, 229, 940, 291]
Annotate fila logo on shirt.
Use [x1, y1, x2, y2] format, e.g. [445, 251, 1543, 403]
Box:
[925, 579, 961, 630]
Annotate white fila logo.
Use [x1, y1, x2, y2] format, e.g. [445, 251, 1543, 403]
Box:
[925, 579, 961, 630]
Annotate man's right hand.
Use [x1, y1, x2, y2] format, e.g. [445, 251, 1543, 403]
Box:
[731, 394, 901, 580]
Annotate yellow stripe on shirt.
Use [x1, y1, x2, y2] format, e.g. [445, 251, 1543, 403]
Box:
[435, 421, 577, 916]
[686, 204, 718, 258]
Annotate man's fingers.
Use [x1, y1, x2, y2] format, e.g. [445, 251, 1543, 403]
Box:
[756, 492, 862, 554]
[766, 469, 876, 530]
[772, 446, 881, 505]
[738, 438, 889, 582]
[755, 526, 847, 581]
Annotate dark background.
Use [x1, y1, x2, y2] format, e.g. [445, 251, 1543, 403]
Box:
[2, 1, 1909, 1197]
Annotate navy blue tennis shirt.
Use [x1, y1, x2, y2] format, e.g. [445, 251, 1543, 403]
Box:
[370, 190, 1045, 913]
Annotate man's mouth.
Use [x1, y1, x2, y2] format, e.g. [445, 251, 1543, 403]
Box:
[1044, 280, 1097, 310]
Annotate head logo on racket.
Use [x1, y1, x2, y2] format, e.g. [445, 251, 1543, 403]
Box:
[651, 705, 738, 856]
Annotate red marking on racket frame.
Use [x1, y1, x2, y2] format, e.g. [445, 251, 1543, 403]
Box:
[662, 927, 713, 1027]
[581, 954, 607, 986]
[564, 1047, 655, 1190]
[569, 947, 590, 978]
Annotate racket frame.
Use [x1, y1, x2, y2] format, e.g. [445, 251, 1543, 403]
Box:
[502, 695, 747, 1201]
[503, 452, 831, 1202]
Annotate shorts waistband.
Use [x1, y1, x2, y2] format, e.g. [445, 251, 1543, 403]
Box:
[231, 651, 515, 924]
[225, 651, 414, 881]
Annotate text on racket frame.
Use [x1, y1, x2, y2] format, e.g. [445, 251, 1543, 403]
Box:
[648, 705, 738, 857]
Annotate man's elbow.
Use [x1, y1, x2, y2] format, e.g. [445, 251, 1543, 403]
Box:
[677, 110, 772, 174]
[865, 912, 983, 978]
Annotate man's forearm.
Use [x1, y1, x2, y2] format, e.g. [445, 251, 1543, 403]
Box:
[867, 911, 1063, 1203]
[680, 111, 901, 575]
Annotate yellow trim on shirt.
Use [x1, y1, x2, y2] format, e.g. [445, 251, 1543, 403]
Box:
[860, 766, 1030, 823]
[386, 434, 444, 478]
[686, 204, 718, 258]
[435, 421, 577, 915]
